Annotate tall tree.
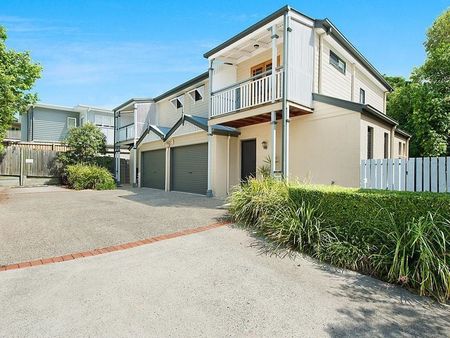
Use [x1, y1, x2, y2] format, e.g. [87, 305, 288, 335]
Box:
[0, 26, 42, 152]
[386, 9, 450, 157]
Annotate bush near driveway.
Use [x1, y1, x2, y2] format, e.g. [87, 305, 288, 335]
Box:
[229, 179, 450, 303]
[66, 164, 116, 190]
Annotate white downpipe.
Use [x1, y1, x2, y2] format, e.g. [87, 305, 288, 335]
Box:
[271, 24, 278, 176]
[318, 33, 325, 94]
[114, 110, 120, 183]
[132, 104, 138, 187]
[282, 12, 290, 179]
[271, 111, 277, 175]
[226, 135, 230, 195]
[165, 145, 170, 191]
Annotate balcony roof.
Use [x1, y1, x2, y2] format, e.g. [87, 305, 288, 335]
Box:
[153, 72, 208, 102]
[113, 98, 154, 112]
[204, 5, 308, 59]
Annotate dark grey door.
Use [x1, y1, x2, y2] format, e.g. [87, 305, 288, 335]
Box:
[171, 143, 208, 195]
[241, 139, 256, 182]
[141, 149, 166, 189]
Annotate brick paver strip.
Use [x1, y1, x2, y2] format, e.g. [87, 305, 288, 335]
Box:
[0, 221, 229, 272]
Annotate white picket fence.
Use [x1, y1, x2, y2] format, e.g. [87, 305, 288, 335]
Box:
[360, 157, 450, 193]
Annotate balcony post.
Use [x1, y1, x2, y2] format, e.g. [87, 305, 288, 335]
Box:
[281, 12, 291, 179]
[207, 59, 214, 197]
[114, 110, 121, 184]
[132, 103, 138, 187]
[270, 24, 278, 175]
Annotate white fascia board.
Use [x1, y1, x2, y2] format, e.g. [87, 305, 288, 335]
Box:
[208, 16, 284, 61]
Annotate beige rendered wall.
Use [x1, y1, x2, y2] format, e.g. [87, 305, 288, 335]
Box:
[360, 114, 392, 160]
[393, 134, 408, 158]
[289, 101, 361, 187]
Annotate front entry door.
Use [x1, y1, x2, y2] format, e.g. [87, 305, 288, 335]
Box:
[241, 139, 256, 182]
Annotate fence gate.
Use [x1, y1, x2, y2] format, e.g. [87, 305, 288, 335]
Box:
[0, 146, 60, 186]
[360, 157, 450, 193]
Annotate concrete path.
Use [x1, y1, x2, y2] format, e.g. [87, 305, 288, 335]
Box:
[0, 186, 225, 265]
[1, 226, 448, 337]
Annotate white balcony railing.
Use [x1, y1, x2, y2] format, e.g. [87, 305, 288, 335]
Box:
[118, 123, 135, 142]
[211, 70, 283, 117]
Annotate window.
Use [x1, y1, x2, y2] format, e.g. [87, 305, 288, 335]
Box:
[359, 88, 366, 104]
[250, 56, 280, 77]
[367, 126, 374, 159]
[330, 50, 346, 74]
[67, 117, 77, 129]
[170, 95, 184, 109]
[188, 85, 204, 102]
[384, 132, 389, 158]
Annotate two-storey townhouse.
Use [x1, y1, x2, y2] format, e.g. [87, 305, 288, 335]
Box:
[21, 103, 115, 145]
[114, 5, 410, 196]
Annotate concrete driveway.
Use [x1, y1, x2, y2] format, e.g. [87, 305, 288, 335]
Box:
[0, 186, 225, 265]
[1, 226, 448, 337]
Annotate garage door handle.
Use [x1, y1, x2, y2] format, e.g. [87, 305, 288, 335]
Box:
[188, 171, 193, 174]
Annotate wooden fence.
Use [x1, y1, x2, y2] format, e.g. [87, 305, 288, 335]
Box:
[3, 142, 70, 152]
[0, 146, 61, 184]
[360, 157, 450, 193]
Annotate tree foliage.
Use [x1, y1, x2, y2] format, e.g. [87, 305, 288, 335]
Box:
[0, 26, 42, 152]
[59, 123, 107, 166]
[386, 9, 450, 157]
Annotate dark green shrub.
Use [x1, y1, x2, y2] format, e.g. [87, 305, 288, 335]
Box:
[229, 179, 450, 302]
[66, 164, 116, 190]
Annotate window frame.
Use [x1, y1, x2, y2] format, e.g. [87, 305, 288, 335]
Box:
[359, 88, 366, 104]
[67, 117, 77, 129]
[329, 50, 346, 75]
[367, 126, 374, 160]
[188, 85, 205, 103]
[383, 132, 389, 158]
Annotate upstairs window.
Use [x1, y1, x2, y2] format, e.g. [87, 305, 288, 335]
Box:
[170, 95, 184, 109]
[367, 126, 374, 159]
[188, 85, 204, 102]
[359, 88, 366, 104]
[330, 50, 346, 74]
[67, 117, 77, 129]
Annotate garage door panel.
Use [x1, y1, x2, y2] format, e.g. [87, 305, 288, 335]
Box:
[171, 143, 207, 195]
[141, 149, 165, 189]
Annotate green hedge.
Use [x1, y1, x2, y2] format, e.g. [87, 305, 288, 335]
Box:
[289, 185, 450, 235]
[66, 164, 116, 190]
[229, 179, 450, 302]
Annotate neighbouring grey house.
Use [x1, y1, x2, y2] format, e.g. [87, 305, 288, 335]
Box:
[21, 103, 114, 145]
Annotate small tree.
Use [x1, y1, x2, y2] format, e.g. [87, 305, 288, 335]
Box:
[59, 123, 106, 166]
[0, 26, 42, 152]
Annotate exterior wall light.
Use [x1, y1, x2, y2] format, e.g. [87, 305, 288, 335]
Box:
[262, 141, 268, 149]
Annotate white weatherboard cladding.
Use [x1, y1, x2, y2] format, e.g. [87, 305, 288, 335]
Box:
[321, 40, 352, 101]
[213, 64, 237, 92]
[287, 20, 314, 107]
[354, 68, 384, 112]
[170, 122, 203, 138]
[156, 100, 181, 127]
[141, 132, 161, 144]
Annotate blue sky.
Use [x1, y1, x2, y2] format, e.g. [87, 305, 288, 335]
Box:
[0, 0, 448, 109]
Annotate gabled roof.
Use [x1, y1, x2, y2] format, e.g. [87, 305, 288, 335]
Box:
[163, 114, 240, 141]
[113, 98, 154, 112]
[135, 125, 171, 147]
[312, 93, 410, 139]
[203, 5, 392, 91]
[153, 72, 209, 102]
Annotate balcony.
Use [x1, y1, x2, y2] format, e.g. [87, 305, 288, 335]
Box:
[118, 123, 135, 142]
[211, 70, 283, 118]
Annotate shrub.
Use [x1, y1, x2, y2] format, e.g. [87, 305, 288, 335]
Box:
[66, 164, 116, 190]
[229, 179, 450, 302]
[58, 123, 106, 166]
[228, 178, 289, 227]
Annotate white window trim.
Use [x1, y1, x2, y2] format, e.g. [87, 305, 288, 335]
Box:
[329, 50, 346, 75]
[67, 117, 77, 129]
[188, 85, 205, 103]
[170, 95, 184, 109]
